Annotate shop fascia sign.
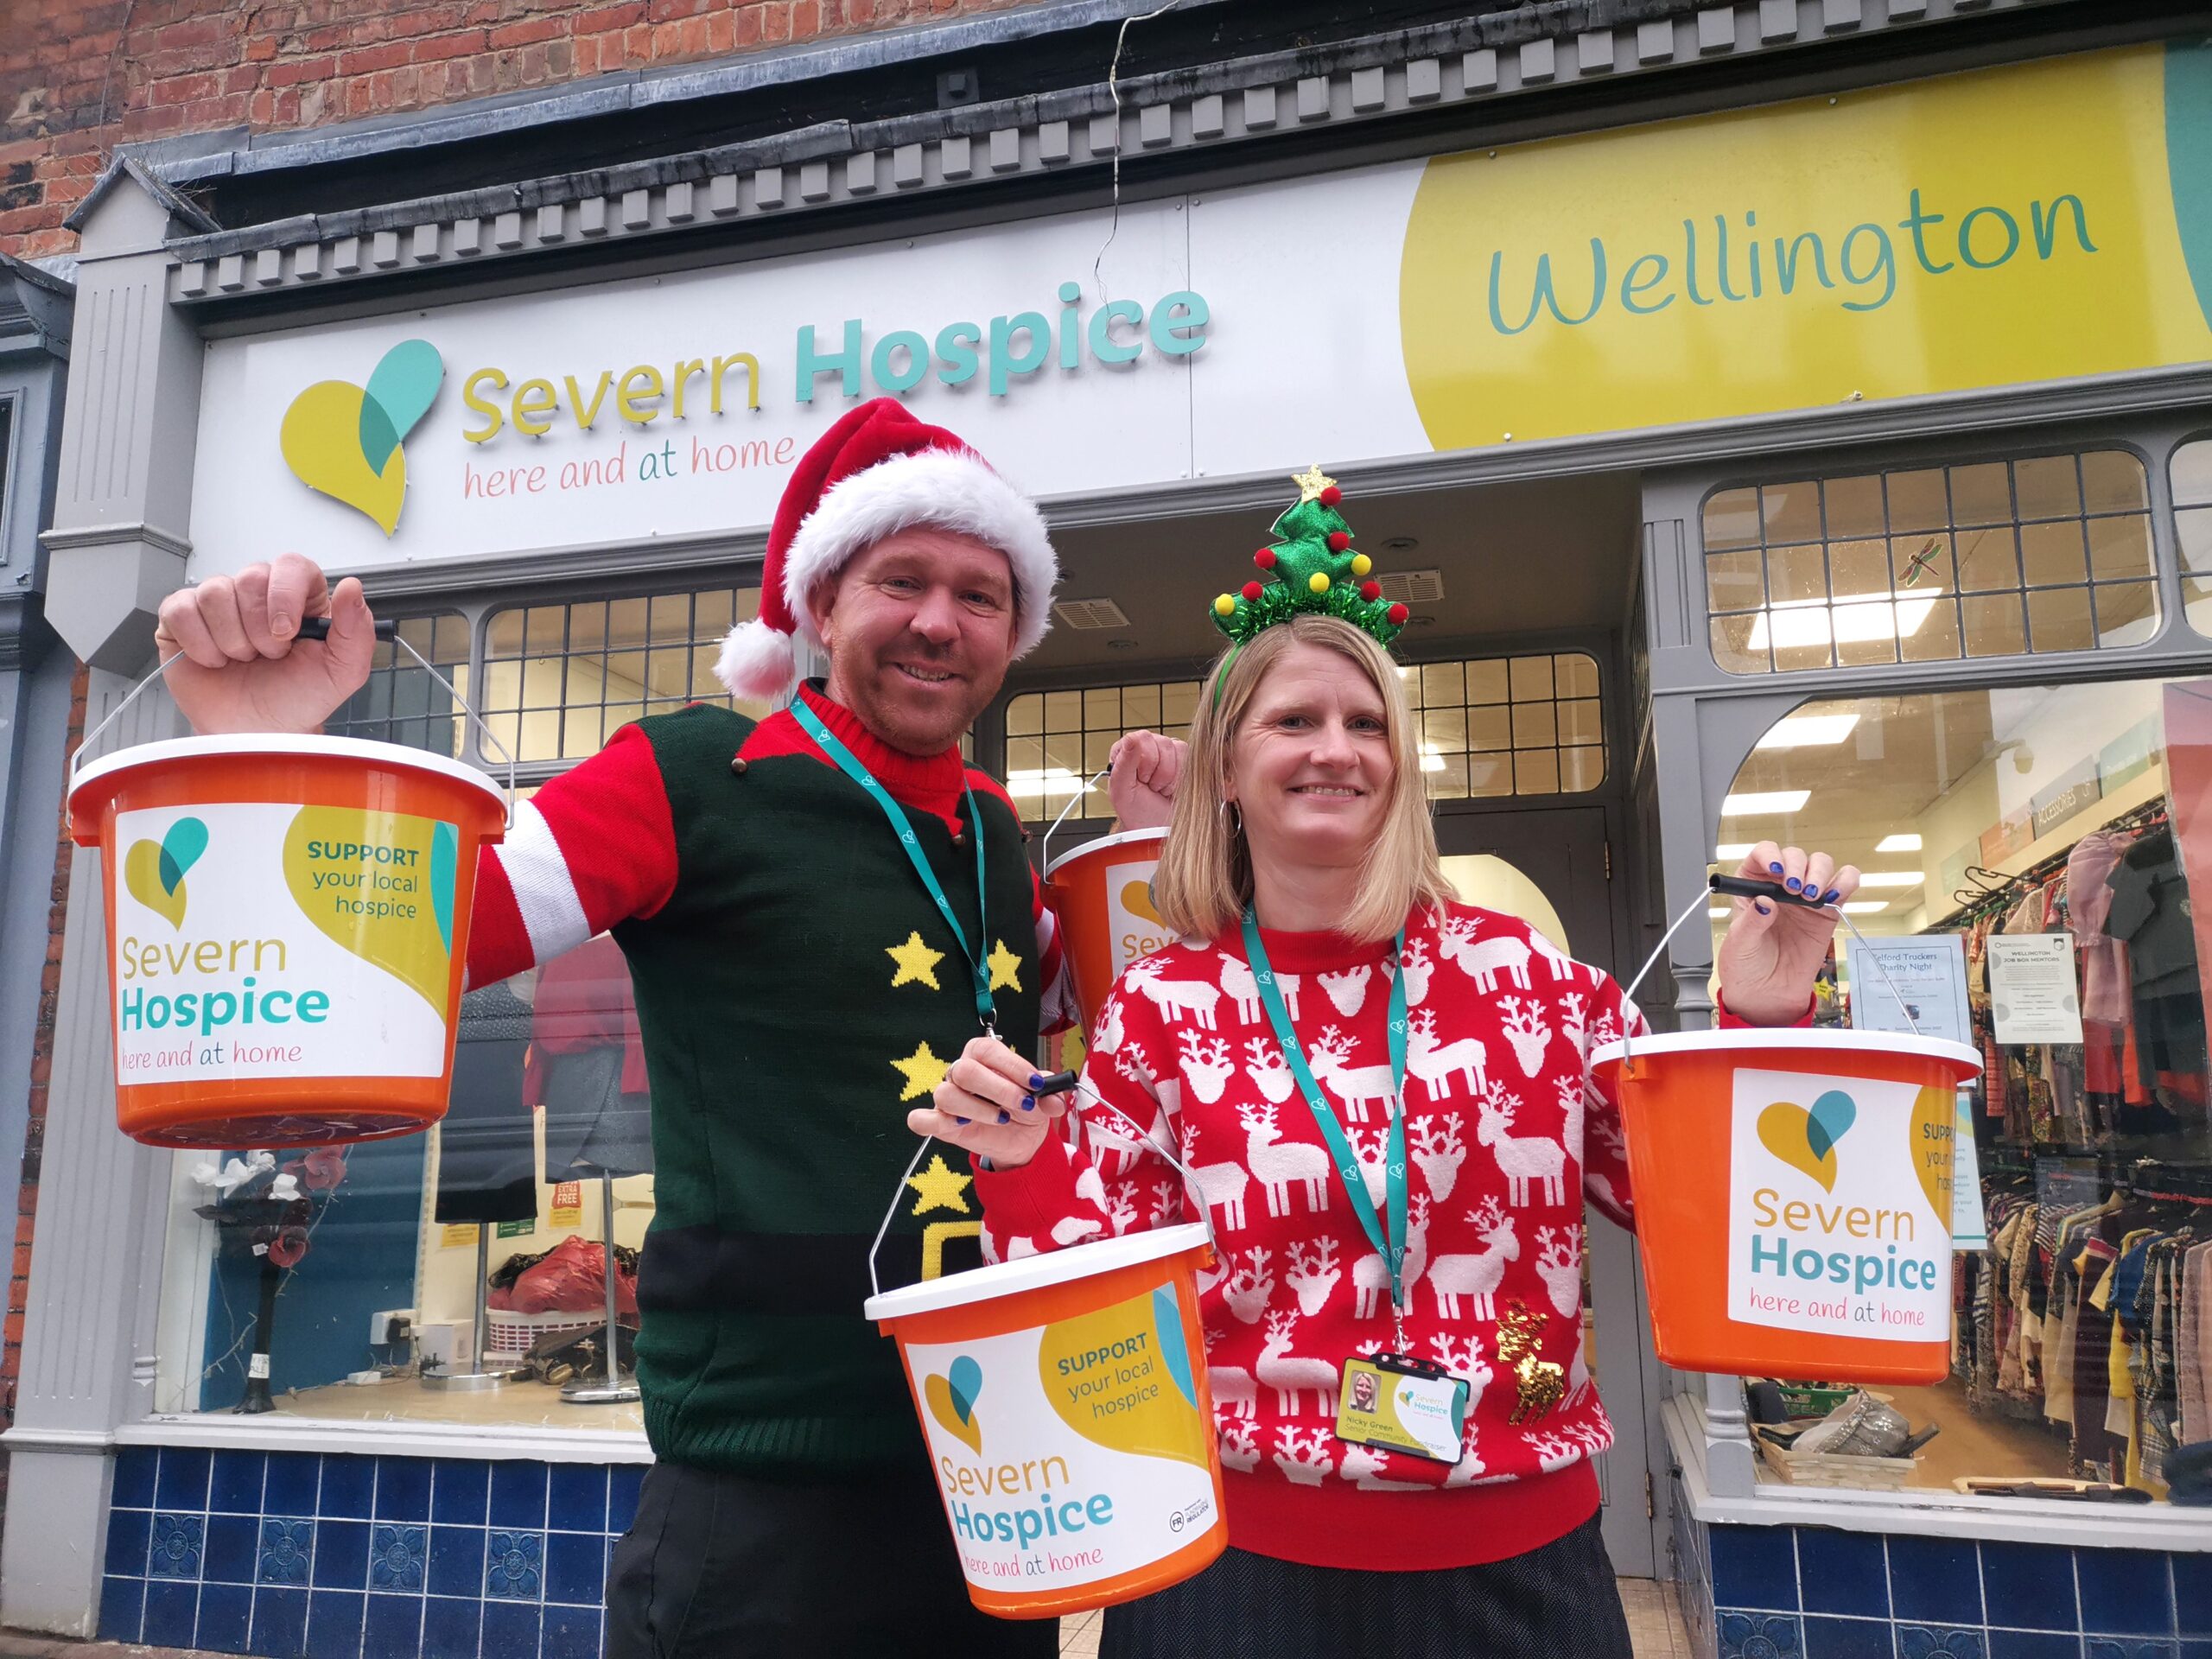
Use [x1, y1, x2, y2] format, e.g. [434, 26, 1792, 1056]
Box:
[281, 283, 1209, 534]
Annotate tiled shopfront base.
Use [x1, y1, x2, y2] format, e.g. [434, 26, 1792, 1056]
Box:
[99, 1446, 643, 1659]
[1675, 1508, 2209, 1659]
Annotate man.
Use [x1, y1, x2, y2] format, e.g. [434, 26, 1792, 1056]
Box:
[156, 399, 1182, 1656]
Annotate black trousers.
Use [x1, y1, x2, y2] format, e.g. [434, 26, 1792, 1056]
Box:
[606, 1460, 1059, 1659]
[1099, 1512, 1634, 1659]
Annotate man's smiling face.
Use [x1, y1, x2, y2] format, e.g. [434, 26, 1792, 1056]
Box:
[806, 526, 1020, 756]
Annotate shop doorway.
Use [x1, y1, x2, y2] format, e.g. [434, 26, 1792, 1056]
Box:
[1432, 805, 1656, 1578]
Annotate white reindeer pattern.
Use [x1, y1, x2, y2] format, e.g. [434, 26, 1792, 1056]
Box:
[1315, 963, 1373, 1017]
[1424, 1195, 1521, 1319]
[1176, 1030, 1236, 1103]
[1406, 1007, 1486, 1102]
[1239, 1101, 1332, 1218]
[1307, 1026, 1399, 1123]
[1439, 916, 1534, 994]
[1125, 957, 1222, 1028]
[1257, 1310, 1340, 1416]
[1476, 1081, 1567, 1207]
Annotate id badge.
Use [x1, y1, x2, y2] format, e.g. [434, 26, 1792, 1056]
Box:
[1335, 1354, 1470, 1464]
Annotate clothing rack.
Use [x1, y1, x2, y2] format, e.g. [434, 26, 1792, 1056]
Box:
[1932, 794, 2171, 927]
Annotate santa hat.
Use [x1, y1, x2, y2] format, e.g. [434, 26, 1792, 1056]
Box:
[715, 398, 1058, 700]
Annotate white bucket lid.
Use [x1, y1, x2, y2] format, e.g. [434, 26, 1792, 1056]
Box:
[1044, 825, 1167, 882]
[71, 733, 507, 816]
[865, 1221, 1211, 1323]
[1589, 1026, 1980, 1077]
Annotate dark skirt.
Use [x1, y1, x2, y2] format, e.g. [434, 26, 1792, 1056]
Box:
[1099, 1512, 1633, 1659]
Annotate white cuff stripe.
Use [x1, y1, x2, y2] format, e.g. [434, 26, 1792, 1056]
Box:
[497, 799, 593, 964]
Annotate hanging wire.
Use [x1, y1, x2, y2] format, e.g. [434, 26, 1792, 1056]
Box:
[1091, 0, 1182, 304]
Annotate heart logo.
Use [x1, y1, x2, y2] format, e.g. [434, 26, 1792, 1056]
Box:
[1121, 880, 1165, 925]
[122, 817, 208, 930]
[925, 1355, 984, 1453]
[280, 340, 444, 536]
[1757, 1087, 1858, 1192]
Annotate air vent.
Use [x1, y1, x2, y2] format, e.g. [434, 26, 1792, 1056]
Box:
[1376, 569, 1445, 604]
[1052, 597, 1130, 630]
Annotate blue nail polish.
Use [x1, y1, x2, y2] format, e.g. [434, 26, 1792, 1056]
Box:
[1021, 1096, 1036, 1111]
[1756, 901, 1772, 915]
[1027, 1074, 1045, 1090]
[1769, 862, 1785, 875]
[954, 1116, 969, 1126]
[1821, 888, 1841, 904]
[1785, 877, 1802, 893]
[998, 1110, 1011, 1125]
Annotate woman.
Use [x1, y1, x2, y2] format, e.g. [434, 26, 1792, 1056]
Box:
[915, 613, 1852, 1656]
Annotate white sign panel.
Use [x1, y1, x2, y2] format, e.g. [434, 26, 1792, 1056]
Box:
[1847, 934, 1971, 1046]
[1986, 933, 2085, 1045]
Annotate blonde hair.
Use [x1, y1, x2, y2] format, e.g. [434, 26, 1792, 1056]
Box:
[1149, 614, 1453, 945]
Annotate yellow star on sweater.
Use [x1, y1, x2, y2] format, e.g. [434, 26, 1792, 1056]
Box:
[891, 1040, 950, 1102]
[987, 938, 1023, 993]
[887, 931, 945, 990]
[906, 1154, 974, 1217]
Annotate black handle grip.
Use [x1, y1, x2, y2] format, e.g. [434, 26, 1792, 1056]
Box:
[1031, 1069, 1081, 1097]
[295, 615, 400, 643]
[1709, 873, 1832, 910]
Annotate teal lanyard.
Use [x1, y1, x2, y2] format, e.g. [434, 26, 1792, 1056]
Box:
[792, 696, 996, 1031]
[1243, 908, 1410, 1317]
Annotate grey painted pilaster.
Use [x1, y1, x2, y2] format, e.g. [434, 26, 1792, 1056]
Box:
[44, 175, 204, 673]
[0, 671, 181, 1635]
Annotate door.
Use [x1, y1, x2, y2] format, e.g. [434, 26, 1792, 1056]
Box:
[1432, 806, 1660, 1578]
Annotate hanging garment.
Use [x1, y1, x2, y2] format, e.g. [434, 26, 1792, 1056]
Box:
[434, 981, 538, 1225]
[529, 935, 655, 1179]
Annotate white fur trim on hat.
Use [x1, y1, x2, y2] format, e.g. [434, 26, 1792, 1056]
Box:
[780, 448, 1058, 659]
[714, 616, 800, 702]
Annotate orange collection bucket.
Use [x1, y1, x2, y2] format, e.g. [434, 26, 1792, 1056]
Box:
[865, 1223, 1226, 1619]
[67, 734, 508, 1148]
[1589, 1028, 1980, 1384]
[1043, 827, 1169, 1030]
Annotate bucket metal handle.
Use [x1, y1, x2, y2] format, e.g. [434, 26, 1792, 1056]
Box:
[1039, 766, 1113, 878]
[868, 1073, 1217, 1300]
[1615, 874, 1923, 1068]
[74, 616, 519, 828]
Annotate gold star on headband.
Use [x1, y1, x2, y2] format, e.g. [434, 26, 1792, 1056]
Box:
[1291, 463, 1338, 503]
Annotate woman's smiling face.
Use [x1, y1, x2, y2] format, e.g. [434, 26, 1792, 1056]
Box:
[1225, 639, 1396, 882]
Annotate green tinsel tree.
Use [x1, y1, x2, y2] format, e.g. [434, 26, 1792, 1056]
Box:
[1212, 466, 1409, 649]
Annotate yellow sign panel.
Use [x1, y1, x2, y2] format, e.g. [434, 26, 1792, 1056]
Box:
[1401, 45, 2212, 447]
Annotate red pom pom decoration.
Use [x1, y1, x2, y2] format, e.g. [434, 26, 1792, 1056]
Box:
[1326, 531, 1351, 553]
[1361, 581, 1382, 601]
[1319, 485, 1343, 507]
[1387, 602, 1410, 626]
[1254, 548, 1278, 570]
[1243, 581, 1264, 601]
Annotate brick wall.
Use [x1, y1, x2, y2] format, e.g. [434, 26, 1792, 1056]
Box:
[1, 0, 1034, 261]
[0, 660, 86, 1501]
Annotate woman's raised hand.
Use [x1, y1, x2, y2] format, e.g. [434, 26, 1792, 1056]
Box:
[1715, 842, 1860, 1026]
[909, 1035, 1072, 1170]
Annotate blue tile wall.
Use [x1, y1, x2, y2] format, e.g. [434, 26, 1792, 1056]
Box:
[1690, 1516, 2209, 1659]
[100, 1447, 645, 1658]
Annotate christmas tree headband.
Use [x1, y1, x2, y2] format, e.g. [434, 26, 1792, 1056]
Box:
[1209, 466, 1410, 702]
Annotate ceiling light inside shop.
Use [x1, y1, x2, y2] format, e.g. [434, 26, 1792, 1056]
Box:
[1855, 872, 1926, 888]
[1755, 713, 1861, 749]
[1876, 833, 1923, 852]
[1420, 746, 1446, 772]
[1005, 767, 1096, 798]
[1714, 843, 1756, 861]
[1709, 907, 1733, 918]
[1721, 790, 1811, 816]
[1840, 900, 1889, 914]
[1745, 593, 1939, 650]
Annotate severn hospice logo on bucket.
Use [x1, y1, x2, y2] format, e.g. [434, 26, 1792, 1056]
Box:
[113, 800, 461, 1084]
[1727, 1068, 1956, 1339]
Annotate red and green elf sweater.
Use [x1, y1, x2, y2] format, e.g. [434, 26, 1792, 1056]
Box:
[976, 906, 1783, 1571]
[462, 683, 1071, 1475]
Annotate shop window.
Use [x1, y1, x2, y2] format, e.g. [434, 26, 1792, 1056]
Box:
[324, 613, 470, 757]
[480, 585, 764, 765]
[1716, 677, 2212, 1502]
[1410, 651, 1605, 799]
[1004, 677, 1205, 822]
[1703, 451, 2158, 675]
[2171, 435, 2212, 637]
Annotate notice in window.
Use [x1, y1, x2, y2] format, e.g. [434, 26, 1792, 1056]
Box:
[1847, 934, 1970, 1046]
[1986, 933, 2084, 1045]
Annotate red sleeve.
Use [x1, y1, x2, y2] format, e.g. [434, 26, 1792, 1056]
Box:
[466, 724, 680, 987]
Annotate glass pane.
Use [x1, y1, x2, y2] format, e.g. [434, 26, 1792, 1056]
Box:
[2172, 438, 2212, 508]
[486, 607, 526, 655]
[1886, 469, 1949, 532]
[1044, 690, 1081, 732]
[1464, 660, 1509, 704]
[1955, 527, 2021, 594]
[1421, 662, 1465, 707]
[1711, 613, 1766, 675]
[1513, 749, 1560, 794]
[1760, 481, 1821, 544]
[607, 597, 650, 650]
[1961, 592, 2026, 657]
[1560, 746, 1605, 791]
[604, 652, 646, 699]
[1898, 598, 1963, 664]
[1702, 486, 1761, 550]
[696, 589, 736, 637]
[1006, 735, 1043, 774]
[2025, 586, 2095, 654]
[2095, 582, 2158, 648]
[1511, 702, 1556, 748]
[1554, 653, 1599, 699]
[2019, 520, 2087, 588]
[2081, 448, 2148, 514]
[1558, 699, 1603, 746]
[2180, 508, 2212, 578]
[1425, 753, 1469, 800]
[648, 592, 689, 644]
[2188, 576, 2212, 636]
[1824, 474, 1885, 540]
[1422, 709, 1467, 750]
[2087, 515, 2154, 582]
[1462, 705, 1510, 751]
[1948, 462, 2012, 528]
[563, 708, 602, 758]
[1084, 732, 1116, 773]
[1162, 683, 1199, 728]
[1043, 733, 1082, 773]
[524, 605, 566, 654]
[1006, 695, 1042, 737]
[1835, 622, 1899, 669]
[2014, 454, 2082, 520]
[1891, 533, 1954, 594]
[1084, 686, 1120, 728]
[1827, 538, 1891, 599]
[521, 657, 564, 707]
[1772, 630, 1834, 674]
[1508, 655, 1554, 702]
[1122, 684, 1160, 727]
[1465, 753, 1514, 798]
[1767, 544, 1828, 605]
